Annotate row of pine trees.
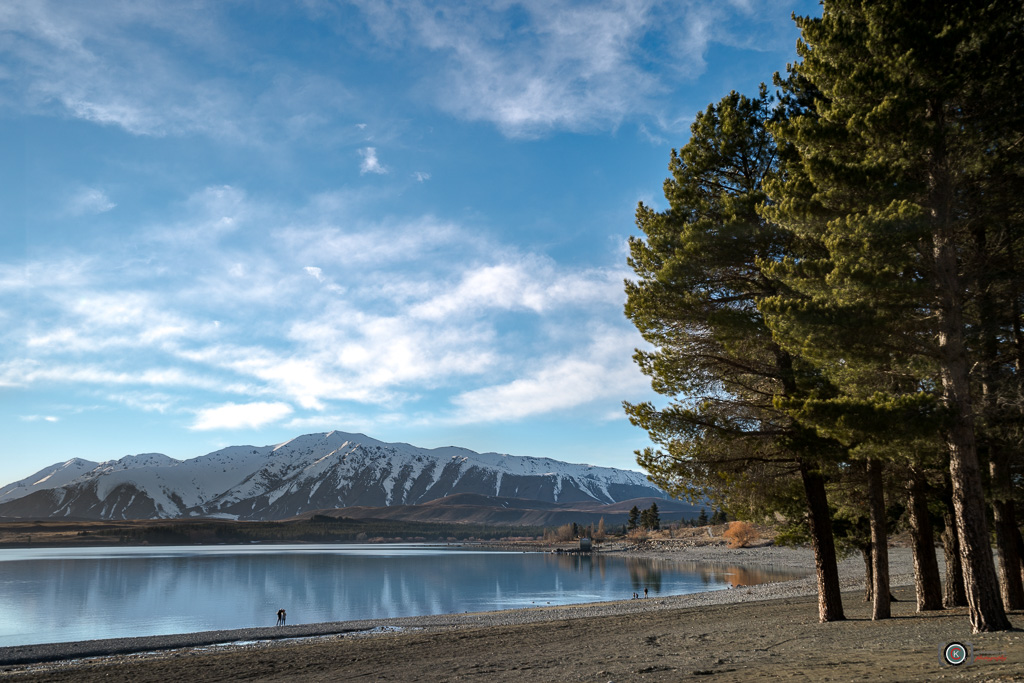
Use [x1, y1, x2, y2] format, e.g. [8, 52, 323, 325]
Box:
[625, 1, 1023, 632]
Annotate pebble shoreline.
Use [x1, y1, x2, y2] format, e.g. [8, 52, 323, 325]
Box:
[0, 545, 918, 668]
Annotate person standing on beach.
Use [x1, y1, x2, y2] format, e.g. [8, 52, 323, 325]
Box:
[644, 587, 648, 599]
[277, 609, 286, 626]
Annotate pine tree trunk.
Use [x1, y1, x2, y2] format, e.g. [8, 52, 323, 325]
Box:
[989, 456, 1024, 610]
[942, 354, 1011, 629]
[862, 544, 873, 602]
[942, 525, 966, 607]
[945, 394, 1010, 630]
[930, 121, 1010, 632]
[1013, 254, 1024, 600]
[1012, 250, 1024, 594]
[906, 467, 943, 611]
[974, 222, 1023, 613]
[1015, 524, 1024, 589]
[866, 459, 890, 620]
[800, 461, 845, 622]
[941, 486, 968, 608]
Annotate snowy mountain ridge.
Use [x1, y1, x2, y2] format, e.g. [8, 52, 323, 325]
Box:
[0, 430, 664, 521]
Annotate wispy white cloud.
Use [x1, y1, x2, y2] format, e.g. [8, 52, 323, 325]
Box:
[280, 309, 498, 408]
[190, 401, 294, 431]
[20, 415, 59, 423]
[412, 171, 431, 182]
[284, 412, 404, 432]
[0, 360, 255, 395]
[452, 359, 601, 422]
[23, 290, 216, 354]
[3, 1, 234, 137]
[433, 1, 663, 136]
[345, 0, 759, 137]
[358, 147, 388, 175]
[148, 185, 250, 246]
[106, 391, 178, 414]
[276, 216, 465, 266]
[449, 326, 649, 423]
[637, 123, 669, 146]
[0, 257, 94, 293]
[410, 259, 624, 320]
[67, 187, 116, 215]
[0, 2, 358, 143]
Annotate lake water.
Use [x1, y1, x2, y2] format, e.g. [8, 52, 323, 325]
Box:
[0, 544, 804, 647]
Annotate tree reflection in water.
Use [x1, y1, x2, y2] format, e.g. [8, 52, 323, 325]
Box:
[549, 554, 806, 595]
[666, 561, 806, 589]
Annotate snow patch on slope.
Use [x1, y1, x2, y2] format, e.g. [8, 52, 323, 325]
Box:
[0, 458, 99, 503]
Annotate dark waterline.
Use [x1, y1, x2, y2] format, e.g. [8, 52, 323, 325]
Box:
[0, 544, 804, 648]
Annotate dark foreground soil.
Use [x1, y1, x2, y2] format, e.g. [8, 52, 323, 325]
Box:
[2, 587, 1022, 682]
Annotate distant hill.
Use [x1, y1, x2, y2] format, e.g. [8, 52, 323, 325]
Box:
[293, 494, 702, 527]
[0, 431, 671, 522]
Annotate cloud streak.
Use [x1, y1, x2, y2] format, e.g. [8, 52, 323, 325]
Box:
[0, 1, 358, 143]
[67, 188, 116, 215]
[191, 401, 294, 431]
[346, 0, 796, 137]
[449, 327, 649, 423]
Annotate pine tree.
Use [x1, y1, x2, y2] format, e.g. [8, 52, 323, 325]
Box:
[625, 87, 847, 622]
[627, 505, 640, 531]
[639, 508, 650, 530]
[647, 503, 661, 531]
[762, 0, 1023, 632]
[904, 464, 943, 610]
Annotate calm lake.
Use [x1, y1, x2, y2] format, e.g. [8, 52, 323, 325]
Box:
[0, 544, 803, 647]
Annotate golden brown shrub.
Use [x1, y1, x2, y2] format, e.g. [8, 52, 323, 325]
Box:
[723, 521, 759, 548]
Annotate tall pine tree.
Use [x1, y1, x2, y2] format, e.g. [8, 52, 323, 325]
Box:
[625, 88, 846, 622]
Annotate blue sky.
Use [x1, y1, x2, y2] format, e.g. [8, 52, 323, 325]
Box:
[1, 0, 819, 484]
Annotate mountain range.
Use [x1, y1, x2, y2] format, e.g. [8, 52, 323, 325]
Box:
[0, 431, 670, 522]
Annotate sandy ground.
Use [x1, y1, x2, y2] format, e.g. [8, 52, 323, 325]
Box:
[1, 544, 1022, 682]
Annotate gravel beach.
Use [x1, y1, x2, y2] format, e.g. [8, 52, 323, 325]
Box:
[2, 544, 1022, 681]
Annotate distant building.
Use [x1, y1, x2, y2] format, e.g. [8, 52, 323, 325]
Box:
[579, 537, 592, 553]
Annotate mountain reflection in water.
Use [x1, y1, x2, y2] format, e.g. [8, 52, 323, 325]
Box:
[0, 545, 807, 648]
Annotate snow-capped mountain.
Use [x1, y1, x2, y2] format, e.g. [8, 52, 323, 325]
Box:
[0, 458, 98, 503]
[0, 431, 664, 521]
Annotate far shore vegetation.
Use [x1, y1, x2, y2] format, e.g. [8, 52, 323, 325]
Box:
[0, 517, 548, 548]
[0, 510, 741, 549]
